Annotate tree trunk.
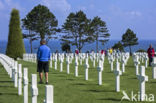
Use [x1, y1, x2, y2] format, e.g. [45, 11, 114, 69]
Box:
[30, 38, 33, 53]
[96, 40, 98, 53]
[78, 47, 81, 53]
[40, 33, 45, 40]
[129, 45, 132, 56]
[29, 30, 33, 53]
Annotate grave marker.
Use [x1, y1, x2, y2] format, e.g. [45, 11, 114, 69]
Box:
[75, 56, 79, 77]
[152, 57, 156, 79]
[114, 62, 122, 92]
[18, 64, 22, 95]
[24, 68, 28, 103]
[31, 74, 38, 103]
[44, 85, 54, 103]
[137, 66, 148, 101]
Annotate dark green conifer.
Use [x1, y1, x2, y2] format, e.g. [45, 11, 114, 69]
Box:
[6, 9, 25, 59]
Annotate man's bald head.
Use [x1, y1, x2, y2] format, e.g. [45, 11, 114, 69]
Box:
[40, 39, 46, 45]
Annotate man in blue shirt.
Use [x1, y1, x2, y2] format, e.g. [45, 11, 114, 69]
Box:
[37, 39, 50, 84]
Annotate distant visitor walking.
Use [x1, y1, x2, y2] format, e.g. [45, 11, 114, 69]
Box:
[109, 48, 113, 54]
[37, 39, 51, 84]
[75, 49, 79, 55]
[147, 44, 155, 66]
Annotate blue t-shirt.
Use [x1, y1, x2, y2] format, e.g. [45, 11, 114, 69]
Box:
[37, 45, 51, 61]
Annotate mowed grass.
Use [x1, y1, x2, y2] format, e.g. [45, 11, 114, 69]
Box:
[0, 64, 23, 103]
[0, 56, 156, 103]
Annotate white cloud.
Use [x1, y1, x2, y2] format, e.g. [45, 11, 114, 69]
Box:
[0, 0, 24, 12]
[110, 5, 142, 18]
[0, 0, 26, 20]
[41, 0, 71, 15]
[5, 0, 11, 6]
[0, 0, 4, 10]
[89, 4, 95, 9]
[127, 11, 142, 17]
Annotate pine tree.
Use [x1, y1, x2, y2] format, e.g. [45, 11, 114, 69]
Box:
[122, 28, 138, 55]
[6, 9, 25, 59]
[89, 16, 110, 52]
[62, 10, 90, 52]
[22, 4, 58, 42]
[112, 41, 124, 52]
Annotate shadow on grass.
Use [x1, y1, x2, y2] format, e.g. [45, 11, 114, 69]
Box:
[56, 75, 66, 77]
[106, 71, 113, 73]
[0, 92, 17, 95]
[50, 72, 60, 74]
[84, 89, 115, 93]
[0, 81, 12, 83]
[66, 79, 75, 81]
[127, 77, 137, 79]
[0, 73, 8, 75]
[0, 85, 14, 88]
[125, 65, 135, 68]
[73, 83, 86, 85]
[122, 74, 129, 76]
[149, 81, 156, 83]
[97, 98, 121, 101]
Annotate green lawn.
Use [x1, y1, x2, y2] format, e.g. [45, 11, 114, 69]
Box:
[0, 57, 156, 103]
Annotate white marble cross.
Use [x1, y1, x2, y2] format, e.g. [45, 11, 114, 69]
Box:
[10, 58, 14, 78]
[66, 56, 70, 74]
[121, 55, 126, 73]
[31, 74, 38, 103]
[152, 57, 156, 79]
[60, 55, 63, 72]
[114, 62, 122, 92]
[18, 64, 22, 95]
[145, 54, 148, 68]
[75, 56, 79, 77]
[110, 55, 114, 71]
[137, 66, 148, 101]
[44, 85, 54, 103]
[24, 68, 28, 103]
[134, 56, 140, 75]
[97, 60, 102, 85]
[84, 57, 89, 80]
[54, 54, 57, 70]
[100, 55, 104, 71]
[14, 61, 18, 88]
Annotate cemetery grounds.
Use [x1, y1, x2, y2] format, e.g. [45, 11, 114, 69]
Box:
[0, 57, 156, 103]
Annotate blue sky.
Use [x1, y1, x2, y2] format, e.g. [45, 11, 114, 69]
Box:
[0, 0, 156, 40]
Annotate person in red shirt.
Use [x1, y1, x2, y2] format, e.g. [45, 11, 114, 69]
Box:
[75, 49, 79, 55]
[101, 50, 104, 55]
[147, 44, 155, 66]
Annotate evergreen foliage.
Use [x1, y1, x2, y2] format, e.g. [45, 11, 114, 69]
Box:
[62, 10, 91, 52]
[89, 16, 110, 52]
[122, 28, 138, 55]
[112, 41, 124, 52]
[6, 9, 25, 59]
[22, 4, 58, 42]
[61, 43, 71, 53]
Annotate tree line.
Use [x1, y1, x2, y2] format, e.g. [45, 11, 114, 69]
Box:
[22, 4, 110, 53]
[6, 4, 138, 59]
